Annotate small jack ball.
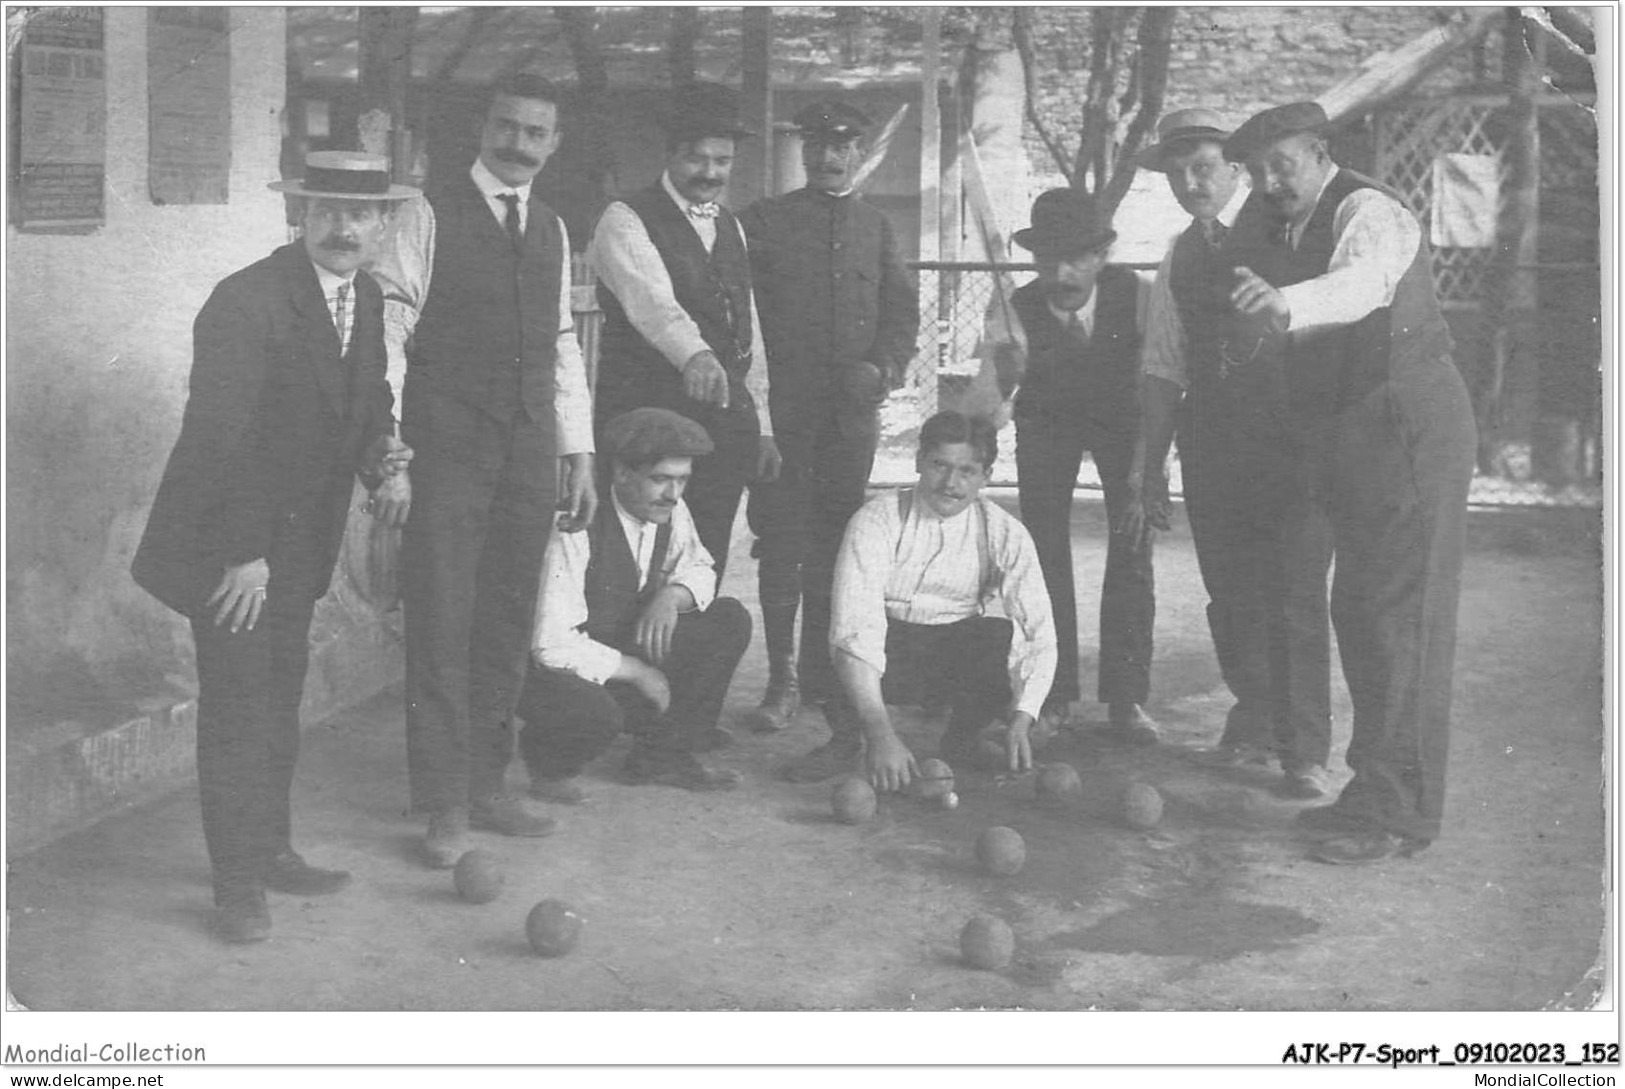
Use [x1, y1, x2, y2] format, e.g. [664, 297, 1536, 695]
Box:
[975, 826, 1026, 876]
[526, 899, 583, 957]
[453, 849, 505, 904]
[1122, 782, 1164, 829]
[831, 777, 878, 824]
[960, 915, 1015, 970]
[941, 791, 960, 810]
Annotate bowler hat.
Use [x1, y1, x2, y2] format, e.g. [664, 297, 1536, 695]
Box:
[1224, 101, 1329, 163]
[662, 82, 755, 141]
[1136, 108, 1233, 172]
[269, 151, 420, 201]
[792, 100, 872, 141]
[604, 408, 715, 465]
[1012, 188, 1117, 257]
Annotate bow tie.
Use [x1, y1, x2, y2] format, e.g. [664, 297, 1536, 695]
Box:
[687, 202, 719, 220]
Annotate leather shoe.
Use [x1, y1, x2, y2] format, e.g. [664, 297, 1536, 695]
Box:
[262, 849, 351, 896]
[1295, 803, 1367, 836]
[471, 794, 557, 837]
[422, 807, 470, 869]
[749, 675, 801, 733]
[529, 777, 590, 805]
[1279, 763, 1330, 800]
[1311, 828, 1430, 865]
[213, 889, 271, 944]
[1106, 704, 1160, 746]
[625, 750, 742, 792]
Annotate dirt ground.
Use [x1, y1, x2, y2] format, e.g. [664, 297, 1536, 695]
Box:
[3, 495, 1607, 1017]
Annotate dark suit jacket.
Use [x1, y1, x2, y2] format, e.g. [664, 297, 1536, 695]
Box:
[132, 242, 394, 615]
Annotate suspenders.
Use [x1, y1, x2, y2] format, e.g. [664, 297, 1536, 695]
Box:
[893, 488, 995, 609]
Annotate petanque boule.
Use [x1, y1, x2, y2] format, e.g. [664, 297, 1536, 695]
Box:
[452, 848, 505, 904]
[975, 825, 1026, 876]
[910, 758, 954, 800]
[525, 899, 583, 957]
[1122, 782, 1164, 830]
[831, 777, 878, 824]
[959, 915, 1015, 970]
[1035, 762, 1083, 806]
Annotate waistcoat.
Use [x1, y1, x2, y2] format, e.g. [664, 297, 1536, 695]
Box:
[1010, 266, 1140, 430]
[581, 500, 674, 650]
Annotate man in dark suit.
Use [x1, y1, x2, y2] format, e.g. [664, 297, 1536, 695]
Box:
[737, 99, 920, 776]
[371, 74, 598, 867]
[132, 151, 416, 943]
[983, 189, 1160, 745]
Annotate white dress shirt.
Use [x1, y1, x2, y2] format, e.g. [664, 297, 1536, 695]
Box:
[530, 493, 718, 684]
[311, 262, 358, 356]
[366, 159, 595, 455]
[1279, 165, 1422, 335]
[587, 172, 774, 437]
[1140, 184, 1251, 390]
[829, 488, 1057, 720]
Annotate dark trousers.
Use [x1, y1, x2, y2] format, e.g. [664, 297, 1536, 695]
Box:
[1322, 360, 1476, 842]
[747, 406, 879, 701]
[515, 598, 752, 777]
[1184, 435, 1334, 768]
[679, 412, 759, 582]
[1015, 415, 1153, 708]
[191, 594, 317, 902]
[403, 390, 556, 812]
[862, 616, 1014, 744]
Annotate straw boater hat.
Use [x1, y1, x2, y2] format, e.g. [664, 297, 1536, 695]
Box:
[269, 151, 420, 200]
[1012, 188, 1117, 257]
[1136, 108, 1233, 172]
[1224, 101, 1330, 163]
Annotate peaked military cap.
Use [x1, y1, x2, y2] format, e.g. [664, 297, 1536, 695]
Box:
[792, 100, 872, 141]
[604, 408, 715, 465]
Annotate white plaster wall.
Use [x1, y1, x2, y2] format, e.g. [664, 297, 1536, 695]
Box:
[7, 7, 288, 696]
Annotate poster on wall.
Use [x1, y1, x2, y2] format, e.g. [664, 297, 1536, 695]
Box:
[147, 7, 231, 205]
[14, 6, 106, 232]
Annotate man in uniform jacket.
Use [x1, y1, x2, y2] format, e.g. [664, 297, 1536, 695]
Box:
[588, 81, 780, 602]
[1224, 102, 1476, 864]
[982, 189, 1161, 746]
[737, 100, 920, 777]
[1136, 108, 1335, 800]
[132, 151, 416, 942]
[519, 408, 748, 795]
[370, 74, 598, 868]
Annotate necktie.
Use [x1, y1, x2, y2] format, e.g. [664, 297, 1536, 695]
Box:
[687, 202, 719, 220]
[498, 192, 523, 250]
[1202, 218, 1228, 252]
[332, 282, 350, 355]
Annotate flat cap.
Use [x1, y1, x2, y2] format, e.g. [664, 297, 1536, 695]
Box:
[1225, 101, 1329, 163]
[1136, 107, 1233, 172]
[603, 408, 714, 464]
[661, 81, 755, 140]
[792, 100, 872, 141]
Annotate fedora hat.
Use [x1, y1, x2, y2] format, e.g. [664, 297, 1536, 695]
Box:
[269, 151, 420, 200]
[1012, 188, 1117, 257]
[1136, 108, 1232, 172]
[661, 81, 755, 141]
[1224, 101, 1329, 163]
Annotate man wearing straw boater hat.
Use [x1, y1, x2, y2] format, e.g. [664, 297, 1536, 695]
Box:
[1135, 107, 1336, 802]
[737, 99, 920, 769]
[370, 74, 599, 867]
[132, 150, 418, 942]
[979, 188, 1161, 749]
[1221, 101, 1475, 864]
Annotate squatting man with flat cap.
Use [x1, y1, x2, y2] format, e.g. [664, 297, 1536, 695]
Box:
[736, 99, 920, 779]
[133, 151, 418, 943]
[1137, 107, 1335, 801]
[826, 411, 1058, 792]
[1221, 101, 1475, 865]
[519, 408, 749, 794]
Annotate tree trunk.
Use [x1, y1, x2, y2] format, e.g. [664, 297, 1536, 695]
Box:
[669, 8, 699, 87]
[557, 7, 608, 95]
[357, 7, 418, 176]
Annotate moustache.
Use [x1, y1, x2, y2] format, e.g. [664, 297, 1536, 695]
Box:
[492, 148, 540, 168]
[321, 239, 361, 252]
